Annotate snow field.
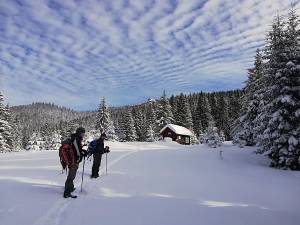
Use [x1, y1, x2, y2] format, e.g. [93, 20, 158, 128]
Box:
[0, 141, 299, 225]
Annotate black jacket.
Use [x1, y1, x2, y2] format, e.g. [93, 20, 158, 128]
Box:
[95, 138, 106, 154]
[70, 133, 84, 162]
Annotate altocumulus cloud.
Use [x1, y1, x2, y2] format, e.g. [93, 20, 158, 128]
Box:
[0, 0, 299, 110]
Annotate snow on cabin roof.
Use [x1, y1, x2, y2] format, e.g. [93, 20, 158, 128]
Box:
[160, 124, 193, 136]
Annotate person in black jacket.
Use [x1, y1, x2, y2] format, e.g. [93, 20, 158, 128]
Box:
[64, 127, 87, 198]
[91, 133, 110, 178]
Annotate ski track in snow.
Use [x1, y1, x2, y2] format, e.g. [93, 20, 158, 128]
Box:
[32, 151, 137, 225]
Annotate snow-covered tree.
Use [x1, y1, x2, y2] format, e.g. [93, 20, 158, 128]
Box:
[193, 94, 204, 137]
[0, 92, 13, 152]
[121, 109, 137, 142]
[26, 132, 43, 151]
[198, 94, 215, 131]
[215, 96, 230, 140]
[132, 109, 146, 141]
[156, 90, 174, 129]
[49, 130, 61, 150]
[3, 105, 14, 150]
[232, 10, 300, 170]
[11, 116, 23, 150]
[233, 49, 264, 146]
[145, 125, 155, 142]
[253, 13, 300, 169]
[176, 93, 193, 130]
[204, 125, 221, 148]
[219, 130, 226, 143]
[198, 130, 205, 144]
[146, 99, 159, 138]
[95, 97, 117, 140]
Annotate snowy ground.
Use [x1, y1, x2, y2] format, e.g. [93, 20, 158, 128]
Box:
[0, 141, 300, 225]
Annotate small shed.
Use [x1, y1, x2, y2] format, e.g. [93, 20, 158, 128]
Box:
[160, 124, 193, 145]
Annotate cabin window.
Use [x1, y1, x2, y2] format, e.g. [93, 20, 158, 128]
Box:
[177, 135, 181, 140]
[185, 137, 189, 143]
[168, 132, 171, 135]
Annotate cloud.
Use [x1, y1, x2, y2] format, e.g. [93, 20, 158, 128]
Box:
[0, 0, 299, 110]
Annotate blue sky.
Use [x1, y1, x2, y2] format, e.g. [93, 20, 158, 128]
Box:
[0, 0, 299, 110]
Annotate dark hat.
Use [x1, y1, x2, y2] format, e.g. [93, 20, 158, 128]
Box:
[76, 127, 86, 134]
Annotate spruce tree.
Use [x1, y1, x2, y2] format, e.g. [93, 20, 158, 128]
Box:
[234, 49, 264, 146]
[204, 125, 221, 148]
[156, 90, 174, 129]
[215, 95, 230, 140]
[252, 11, 300, 169]
[145, 125, 155, 142]
[40, 123, 52, 150]
[132, 108, 146, 141]
[201, 94, 215, 130]
[146, 100, 159, 137]
[0, 92, 13, 152]
[95, 97, 117, 140]
[122, 109, 137, 141]
[176, 93, 193, 130]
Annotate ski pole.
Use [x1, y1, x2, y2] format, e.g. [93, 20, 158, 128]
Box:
[81, 157, 86, 192]
[106, 153, 108, 175]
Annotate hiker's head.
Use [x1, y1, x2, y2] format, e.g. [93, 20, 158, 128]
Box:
[76, 127, 86, 138]
[100, 133, 107, 140]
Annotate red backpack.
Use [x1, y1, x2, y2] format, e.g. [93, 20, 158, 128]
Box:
[59, 139, 75, 169]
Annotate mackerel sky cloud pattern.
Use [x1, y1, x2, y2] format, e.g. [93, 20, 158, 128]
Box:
[0, 0, 299, 110]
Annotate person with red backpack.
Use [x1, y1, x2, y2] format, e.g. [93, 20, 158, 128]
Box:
[60, 127, 87, 198]
[88, 133, 110, 178]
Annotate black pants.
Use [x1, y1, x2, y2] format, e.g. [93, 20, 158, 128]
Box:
[92, 153, 102, 176]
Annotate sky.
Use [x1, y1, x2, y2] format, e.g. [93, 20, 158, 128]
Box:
[0, 0, 299, 110]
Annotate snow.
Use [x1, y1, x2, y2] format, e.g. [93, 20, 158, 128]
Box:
[160, 124, 193, 136]
[286, 61, 295, 67]
[288, 136, 298, 146]
[0, 141, 300, 225]
[295, 109, 300, 117]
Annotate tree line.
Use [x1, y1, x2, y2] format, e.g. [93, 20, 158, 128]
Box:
[0, 89, 242, 151]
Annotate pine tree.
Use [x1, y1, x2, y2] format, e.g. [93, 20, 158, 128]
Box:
[132, 108, 146, 141]
[95, 97, 109, 131]
[156, 90, 174, 129]
[255, 15, 287, 165]
[215, 95, 230, 140]
[170, 95, 179, 123]
[198, 130, 205, 144]
[3, 105, 14, 150]
[252, 11, 300, 170]
[0, 132, 6, 153]
[26, 132, 43, 151]
[11, 116, 22, 150]
[145, 125, 155, 142]
[204, 125, 221, 148]
[219, 130, 226, 143]
[0, 92, 13, 152]
[176, 93, 193, 130]
[146, 100, 159, 138]
[193, 93, 204, 137]
[121, 109, 137, 141]
[234, 49, 264, 146]
[40, 122, 52, 150]
[201, 94, 215, 130]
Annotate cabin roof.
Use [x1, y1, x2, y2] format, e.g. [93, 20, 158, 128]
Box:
[160, 124, 193, 136]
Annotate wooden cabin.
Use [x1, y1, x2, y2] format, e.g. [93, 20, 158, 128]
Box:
[160, 124, 193, 145]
